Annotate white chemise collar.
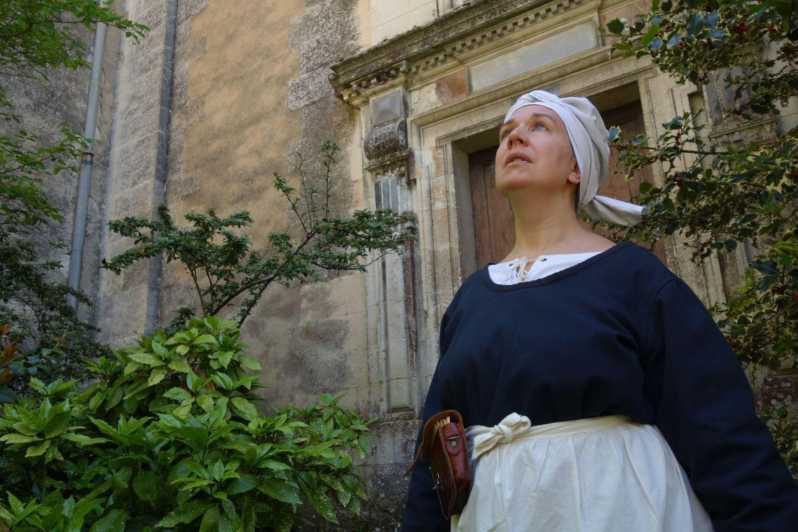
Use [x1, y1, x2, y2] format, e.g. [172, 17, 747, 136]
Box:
[488, 251, 600, 285]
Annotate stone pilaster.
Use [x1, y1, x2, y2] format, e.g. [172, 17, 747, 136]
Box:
[97, 0, 177, 345]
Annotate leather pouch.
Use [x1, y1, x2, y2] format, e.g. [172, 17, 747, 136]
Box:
[406, 409, 472, 518]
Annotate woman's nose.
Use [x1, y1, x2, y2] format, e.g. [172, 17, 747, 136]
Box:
[506, 127, 527, 148]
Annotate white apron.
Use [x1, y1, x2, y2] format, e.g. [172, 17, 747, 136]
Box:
[451, 413, 713, 532]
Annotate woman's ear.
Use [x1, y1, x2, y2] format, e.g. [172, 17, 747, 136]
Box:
[566, 158, 581, 185]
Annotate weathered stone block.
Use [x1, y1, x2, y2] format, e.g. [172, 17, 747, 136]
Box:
[287, 67, 335, 110]
[470, 21, 599, 92]
[371, 88, 406, 125]
[436, 68, 469, 104]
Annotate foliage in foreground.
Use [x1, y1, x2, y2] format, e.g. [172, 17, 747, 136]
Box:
[0, 316, 369, 531]
[608, 0, 798, 474]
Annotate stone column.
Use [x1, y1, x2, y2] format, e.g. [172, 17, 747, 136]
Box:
[96, 0, 177, 345]
[363, 88, 418, 413]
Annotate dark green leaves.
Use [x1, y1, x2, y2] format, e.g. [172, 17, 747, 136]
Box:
[607, 18, 625, 35]
[608, 0, 798, 477]
[103, 141, 414, 329]
[1, 317, 372, 530]
[608, 0, 797, 115]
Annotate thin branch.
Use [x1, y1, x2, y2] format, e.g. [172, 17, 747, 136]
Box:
[187, 267, 206, 313]
[229, 232, 318, 326]
[323, 155, 332, 220]
[281, 187, 308, 235]
[616, 143, 733, 156]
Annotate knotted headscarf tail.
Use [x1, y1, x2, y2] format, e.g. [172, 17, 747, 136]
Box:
[503, 90, 645, 226]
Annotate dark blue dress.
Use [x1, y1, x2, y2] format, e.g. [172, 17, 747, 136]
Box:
[402, 241, 798, 531]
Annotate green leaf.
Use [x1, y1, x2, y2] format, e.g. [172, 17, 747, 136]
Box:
[193, 334, 218, 346]
[211, 373, 234, 390]
[231, 397, 258, 421]
[607, 18, 625, 35]
[25, 439, 51, 457]
[43, 410, 72, 438]
[29, 377, 47, 395]
[132, 470, 159, 503]
[169, 358, 191, 373]
[129, 353, 163, 367]
[175, 479, 213, 491]
[90, 509, 128, 532]
[257, 479, 301, 505]
[303, 484, 338, 524]
[186, 371, 202, 391]
[88, 390, 106, 411]
[173, 401, 193, 418]
[196, 394, 215, 413]
[228, 474, 257, 495]
[124, 361, 142, 376]
[148, 368, 167, 387]
[199, 506, 221, 532]
[67, 495, 103, 532]
[336, 485, 352, 507]
[239, 355, 261, 372]
[217, 351, 233, 369]
[258, 459, 291, 472]
[210, 460, 225, 481]
[61, 433, 108, 446]
[157, 502, 213, 527]
[0, 433, 41, 444]
[348, 494, 361, 515]
[163, 387, 192, 402]
[176, 344, 190, 355]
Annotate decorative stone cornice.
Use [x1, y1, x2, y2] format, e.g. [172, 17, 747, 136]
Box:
[365, 149, 413, 181]
[329, 0, 587, 105]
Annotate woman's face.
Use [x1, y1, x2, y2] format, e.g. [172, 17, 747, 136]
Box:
[494, 104, 579, 196]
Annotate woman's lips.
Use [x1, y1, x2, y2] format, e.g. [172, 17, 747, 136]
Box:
[505, 153, 532, 166]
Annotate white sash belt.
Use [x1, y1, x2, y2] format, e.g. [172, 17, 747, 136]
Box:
[467, 413, 635, 461]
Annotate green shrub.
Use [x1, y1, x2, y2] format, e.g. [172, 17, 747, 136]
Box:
[0, 316, 369, 531]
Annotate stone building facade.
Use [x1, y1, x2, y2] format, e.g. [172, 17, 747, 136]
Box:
[17, 0, 798, 527]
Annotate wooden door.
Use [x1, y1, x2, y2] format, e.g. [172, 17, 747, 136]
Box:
[467, 100, 664, 269]
[468, 149, 515, 267]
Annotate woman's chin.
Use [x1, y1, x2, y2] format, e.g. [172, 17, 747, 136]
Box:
[495, 178, 538, 194]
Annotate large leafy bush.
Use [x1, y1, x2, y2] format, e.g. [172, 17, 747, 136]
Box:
[607, 0, 798, 474]
[0, 316, 369, 531]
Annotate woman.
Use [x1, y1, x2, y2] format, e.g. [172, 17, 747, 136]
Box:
[401, 90, 798, 531]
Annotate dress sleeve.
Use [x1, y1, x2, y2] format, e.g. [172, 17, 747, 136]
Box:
[400, 308, 456, 532]
[644, 278, 798, 531]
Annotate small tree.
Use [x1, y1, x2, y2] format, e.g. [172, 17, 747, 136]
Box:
[102, 141, 415, 329]
[0, 1, 148, 400]
[608, 0, 797, 473]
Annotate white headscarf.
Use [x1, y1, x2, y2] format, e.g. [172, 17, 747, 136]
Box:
[503, 90, 645, 226]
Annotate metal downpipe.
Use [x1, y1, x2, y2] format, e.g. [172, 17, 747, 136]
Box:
[67, 21, 107, 309]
